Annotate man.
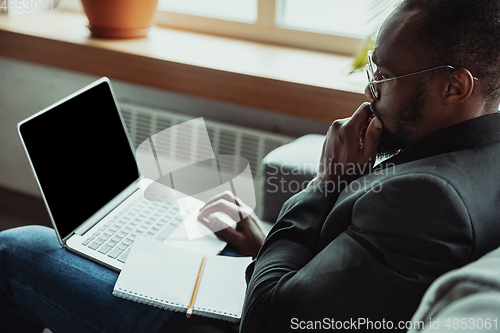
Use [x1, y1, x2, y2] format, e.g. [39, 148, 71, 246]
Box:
[218, 0, 500, 332]
[2, 0, 500, 332]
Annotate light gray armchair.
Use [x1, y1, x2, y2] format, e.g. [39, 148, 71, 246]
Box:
[260, 134, 325, 223]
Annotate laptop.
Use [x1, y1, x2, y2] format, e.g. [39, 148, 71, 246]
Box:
[17, 77, 226, 271]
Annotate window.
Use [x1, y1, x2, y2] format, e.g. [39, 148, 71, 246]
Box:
[159, 0, 258, 23]
[155, 0, 397, 55]
[279, 0, 392, 39]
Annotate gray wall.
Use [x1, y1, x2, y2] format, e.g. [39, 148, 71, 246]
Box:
[0, 56, 329, 197]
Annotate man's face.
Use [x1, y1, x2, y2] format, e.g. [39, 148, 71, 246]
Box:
[371, 77, 427, 157]
[366, 8, 437, 156]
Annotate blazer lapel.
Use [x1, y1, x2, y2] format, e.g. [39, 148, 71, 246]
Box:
[377, 112, 500, 170]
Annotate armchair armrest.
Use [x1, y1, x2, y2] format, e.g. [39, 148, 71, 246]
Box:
[259, 134, 325, 223]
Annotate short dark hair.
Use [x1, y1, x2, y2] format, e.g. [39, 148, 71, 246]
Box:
[399, 0, 500, 106]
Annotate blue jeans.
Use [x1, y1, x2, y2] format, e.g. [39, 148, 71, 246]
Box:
[0, 226, 240, 333]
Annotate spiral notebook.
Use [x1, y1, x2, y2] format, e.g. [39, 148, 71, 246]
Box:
[113, 237, 252, 323]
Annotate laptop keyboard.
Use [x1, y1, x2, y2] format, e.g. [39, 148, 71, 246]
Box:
[82, 195, 188, 263]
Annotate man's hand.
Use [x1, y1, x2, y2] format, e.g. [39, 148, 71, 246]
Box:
[308, 102, 383, 189]
[198, 191, 266, 258]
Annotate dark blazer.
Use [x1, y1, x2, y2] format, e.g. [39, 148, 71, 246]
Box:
[240, 112, 500, 333]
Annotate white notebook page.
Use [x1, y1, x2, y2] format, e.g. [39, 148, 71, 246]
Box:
[113, 237, 252, 322]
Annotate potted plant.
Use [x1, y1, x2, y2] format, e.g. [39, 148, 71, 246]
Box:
[80, 0, 159, 38]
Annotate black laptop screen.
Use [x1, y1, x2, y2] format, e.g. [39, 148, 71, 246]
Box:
[19, 81, 140, 240]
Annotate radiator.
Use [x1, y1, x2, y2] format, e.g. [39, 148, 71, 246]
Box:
[119, 102, 295, 214]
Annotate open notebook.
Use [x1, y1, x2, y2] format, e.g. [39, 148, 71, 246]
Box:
[113, 237, 252, 322]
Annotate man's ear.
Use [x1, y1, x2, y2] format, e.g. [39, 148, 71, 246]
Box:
[443, 69, 475, 104]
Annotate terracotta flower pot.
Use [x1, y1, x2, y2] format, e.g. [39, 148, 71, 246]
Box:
[80, 0, 160, 39]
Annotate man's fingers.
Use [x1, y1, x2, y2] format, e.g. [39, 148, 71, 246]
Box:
[199, 191, 239, 211]
[200, 190, 236, 208]
[199, 214, 241, 243]
[317, 136, 328, 175]
[198, 200, 241, 223]
[349, 102, 374, 132]
[331, 103, 373, 145]
[362, 117, 383, 158]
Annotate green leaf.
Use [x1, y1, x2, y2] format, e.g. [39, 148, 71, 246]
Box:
[350, 38, 376, 74]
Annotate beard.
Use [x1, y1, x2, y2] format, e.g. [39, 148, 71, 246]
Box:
[371, 81, 428, 158]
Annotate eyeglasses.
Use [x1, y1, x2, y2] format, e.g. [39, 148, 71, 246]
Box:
[365, 50, 478, 98]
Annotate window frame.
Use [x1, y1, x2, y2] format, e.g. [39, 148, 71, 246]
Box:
[155, 0, 366, 56]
